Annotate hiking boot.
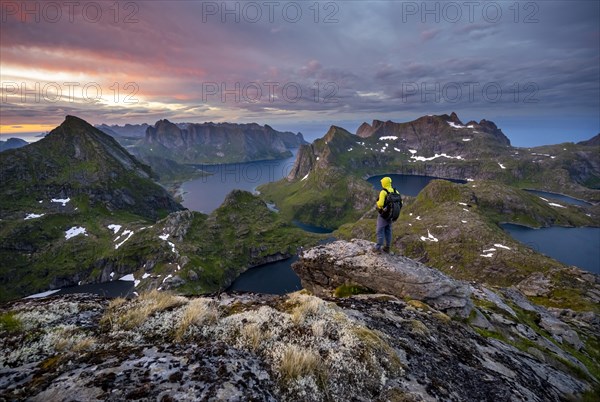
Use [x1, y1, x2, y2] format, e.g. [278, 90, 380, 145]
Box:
[372, 246, 382, 254]
[382, 246, 390, 253]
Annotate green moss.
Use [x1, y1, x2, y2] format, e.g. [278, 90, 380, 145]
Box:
[333, 284, 374, 298]
[530, 289, 599, 313]
[576, 387, 600, 402]
[474, 327, 505, 342]
[351, 326, 404, 374]
[0, 312, 23, 333]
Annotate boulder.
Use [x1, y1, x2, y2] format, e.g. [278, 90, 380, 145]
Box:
[293, 239, 472, 317]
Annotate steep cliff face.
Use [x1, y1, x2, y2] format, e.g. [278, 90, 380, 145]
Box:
[139, 120, 305, 164]
[286, 125, 355, 181]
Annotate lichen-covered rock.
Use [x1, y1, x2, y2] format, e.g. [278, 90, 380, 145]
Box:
[0, 290, 596, 401]
[293, 239, 472, 317]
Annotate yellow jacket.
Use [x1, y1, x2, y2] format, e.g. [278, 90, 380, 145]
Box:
[376, 176, 396, 209]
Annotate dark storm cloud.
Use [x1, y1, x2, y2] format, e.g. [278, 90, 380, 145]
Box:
[0, 0, 598, 142]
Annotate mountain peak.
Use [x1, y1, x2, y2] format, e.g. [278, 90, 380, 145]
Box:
[1, 115, 182, 219]
[324, 125, 353, 143]
[449, 112, 462, 124]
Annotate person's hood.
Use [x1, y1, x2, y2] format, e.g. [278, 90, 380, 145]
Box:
[380, 176, 393, 190]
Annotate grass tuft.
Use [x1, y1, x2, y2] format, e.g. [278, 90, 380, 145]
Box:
[240, 323, 266, 351]
[174, 297, 219, 341]
[289, 294, 327, 325]
[278, 344, 325, 383]
[102, 290, 187, 331]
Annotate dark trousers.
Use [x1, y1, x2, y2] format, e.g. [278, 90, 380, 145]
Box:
[376, 215, 392, 249]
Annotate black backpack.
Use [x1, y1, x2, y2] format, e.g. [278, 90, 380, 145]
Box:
[381, 188, 402, 221]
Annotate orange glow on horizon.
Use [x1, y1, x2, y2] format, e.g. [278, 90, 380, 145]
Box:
[0, 124, 56, 135]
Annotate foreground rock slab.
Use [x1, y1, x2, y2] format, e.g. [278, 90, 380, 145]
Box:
[1, 291, 594, 401]
[294, 239, 473, 316]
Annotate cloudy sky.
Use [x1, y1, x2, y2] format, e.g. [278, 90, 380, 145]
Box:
[1, 0, 598, 145]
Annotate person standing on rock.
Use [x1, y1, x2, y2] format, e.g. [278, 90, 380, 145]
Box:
[373, 176, 402, 254]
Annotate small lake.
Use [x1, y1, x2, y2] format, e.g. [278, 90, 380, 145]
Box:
[292, 220, 334, 234]
[26, 279, 136, 300]
[366, 174, 466, 196]
[501, 223, 600, 274]
[227, 256, 303, 294]
[524, 189, 592, 207]
[181, 151, 298, 213]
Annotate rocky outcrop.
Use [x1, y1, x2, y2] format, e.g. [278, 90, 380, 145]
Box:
[293, 239, 473, 317]
[286, 143, 316, 180]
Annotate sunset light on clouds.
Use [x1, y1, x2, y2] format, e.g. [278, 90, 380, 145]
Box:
[1, 0, 599, 145]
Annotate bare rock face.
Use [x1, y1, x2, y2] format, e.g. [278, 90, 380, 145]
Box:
[517, 272, 553, 296]
[293, 239, 473, 317]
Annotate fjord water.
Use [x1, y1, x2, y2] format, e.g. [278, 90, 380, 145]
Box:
[501, 224, 600, 274]
[181, 151, 298, 213]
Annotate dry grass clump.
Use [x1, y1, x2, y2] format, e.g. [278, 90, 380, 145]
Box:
[102, 290, 187, 331]
[311, 320, 327, 338]
[432, 312, 451, 323]
[406, 299, 432, 312]
[53, 337, 71, 352]
[288, 293, 328, 325]
[278, 344, 325, 384]
[174, 297, 219, 341]
[51, 326, 96, 353]
[240, 323, 266, 351]
[72, 337, 97, 352]
[107, 297, 127, 310]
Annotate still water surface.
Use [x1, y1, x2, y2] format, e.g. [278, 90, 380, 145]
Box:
[501, 223, 599, 274]
[181, 152, 298, 213]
